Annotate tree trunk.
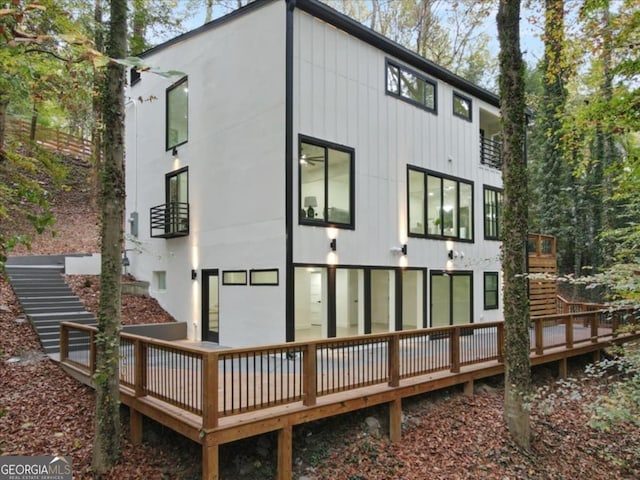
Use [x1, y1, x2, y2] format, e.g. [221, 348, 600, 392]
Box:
[497, 0, 531, 450]
[0, 96, 8, 156]
[92, 0, 127, 476]
[91, 0, 104, 206]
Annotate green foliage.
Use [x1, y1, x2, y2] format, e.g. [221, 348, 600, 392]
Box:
[0, 144, 66, 269]
[588, 345, 640, 432]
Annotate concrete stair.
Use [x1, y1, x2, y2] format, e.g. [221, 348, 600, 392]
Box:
[5, 256, 97, 356]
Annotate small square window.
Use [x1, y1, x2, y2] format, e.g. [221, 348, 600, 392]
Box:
[223, 270, 247, 285]
[250, 269, 279, 286]
[453, 92, 472, 121]
[153, 271, 167, 291]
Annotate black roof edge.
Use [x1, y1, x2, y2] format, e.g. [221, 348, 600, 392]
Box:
[136, 0, 276, 58]
[295, 0, 500, 109]
[136, 0, 500, 109]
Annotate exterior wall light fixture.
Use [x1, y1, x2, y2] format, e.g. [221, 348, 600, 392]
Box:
[329, 238, 337, 251]
[191, 269, 197, 280]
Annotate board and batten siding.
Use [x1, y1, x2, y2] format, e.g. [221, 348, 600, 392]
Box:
[292, 9, 503, 323]
[125, 0, 288, 345]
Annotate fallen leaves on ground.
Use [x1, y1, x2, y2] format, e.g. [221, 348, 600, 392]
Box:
[2, 154, 639, 480]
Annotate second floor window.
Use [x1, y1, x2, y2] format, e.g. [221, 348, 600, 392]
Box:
[299, 136, 354, 228]
[408, 167, 473, 241]
[453, 92, 472, 121]
[166, 77, 188, 151]
[386, 60, 437, 113]
[484, 186, 503, 240]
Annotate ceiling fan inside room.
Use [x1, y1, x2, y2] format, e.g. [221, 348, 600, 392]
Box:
[299, 145, 325, 166]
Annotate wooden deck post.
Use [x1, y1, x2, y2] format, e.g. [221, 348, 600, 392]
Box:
[277, 425, 293, 480]
[202, 351, 219, 430]
[612, 311, 619, 338]
[591, 312, 599, 343]
[534, 319, 544, 355]
[388, 335, 400, 387]
[134, 339, 147, 398]
[59, 324, 69, 362]
[303, 343, 317, 406]
[593, 349, 601, 363]
[463, 380, 474, 397]
[497, 322, 505, 363]
[130, 409, 143, 445]
[558, 358, 567, 379]
[389, 398, 402, 443]
[202, 436, 219, 480]
[566, 315, 574, 349]
[450, 327, 460, 373]
[89, 330, 97, 375]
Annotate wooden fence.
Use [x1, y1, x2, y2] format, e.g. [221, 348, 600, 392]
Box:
[5, 117, 92, 160]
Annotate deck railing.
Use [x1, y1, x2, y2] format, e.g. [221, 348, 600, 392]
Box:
[60, 306, 637, 429]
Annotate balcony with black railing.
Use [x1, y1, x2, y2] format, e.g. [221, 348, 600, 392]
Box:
[150, 202, 189, 238]
[480, 136, 502, 169]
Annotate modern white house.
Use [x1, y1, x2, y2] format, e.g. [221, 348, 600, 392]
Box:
[124, 0, 505, 347]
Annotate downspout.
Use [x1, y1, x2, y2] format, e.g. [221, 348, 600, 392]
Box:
[284, 0, 296, 341]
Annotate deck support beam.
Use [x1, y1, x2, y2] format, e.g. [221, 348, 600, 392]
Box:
[130, 408, 143, 445]
[277, 425, 293, 480]
[558, 357, 567, 379]
[202, 436, 219, 480]
[463, 380, 474, 397]
[389, 398, 402, 443]
[593, 349, 601, 363]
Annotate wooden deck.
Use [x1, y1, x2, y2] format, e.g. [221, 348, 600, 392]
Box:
[59, 307, 639, 480]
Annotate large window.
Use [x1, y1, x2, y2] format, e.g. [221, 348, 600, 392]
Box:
[386, 60, 437, 113]
[166, 77, 188, 151]
[484, 186, 503, 240]
[299, 136, 354, 228]
[408, 167, 473, 241]
[484, 272, 499, 310]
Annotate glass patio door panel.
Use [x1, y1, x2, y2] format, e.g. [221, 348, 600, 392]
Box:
[201, 269, 219, 342]
[370, 269, 395, 333]
[431, 272, 472, 328]
[402, 270, 424, 330]
[336, 268, 364, 337]
[431, 275, 451, 328]
[452, 275, 471, 325]
[294, 267, 327, 342]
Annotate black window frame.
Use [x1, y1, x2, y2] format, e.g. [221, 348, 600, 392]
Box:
[222, 270, 247, 286]
[250, 269, 279, 286]
[298, 134, 355, 229]
[407, 166, 474, 242]
[483, 271, 499, 310]
[453, 92, 472, 122]
[385, 59, 437, 114]
[165, 76, 189, 151]
[483, 185, 503, 240]
[130, 67, 141, 86]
